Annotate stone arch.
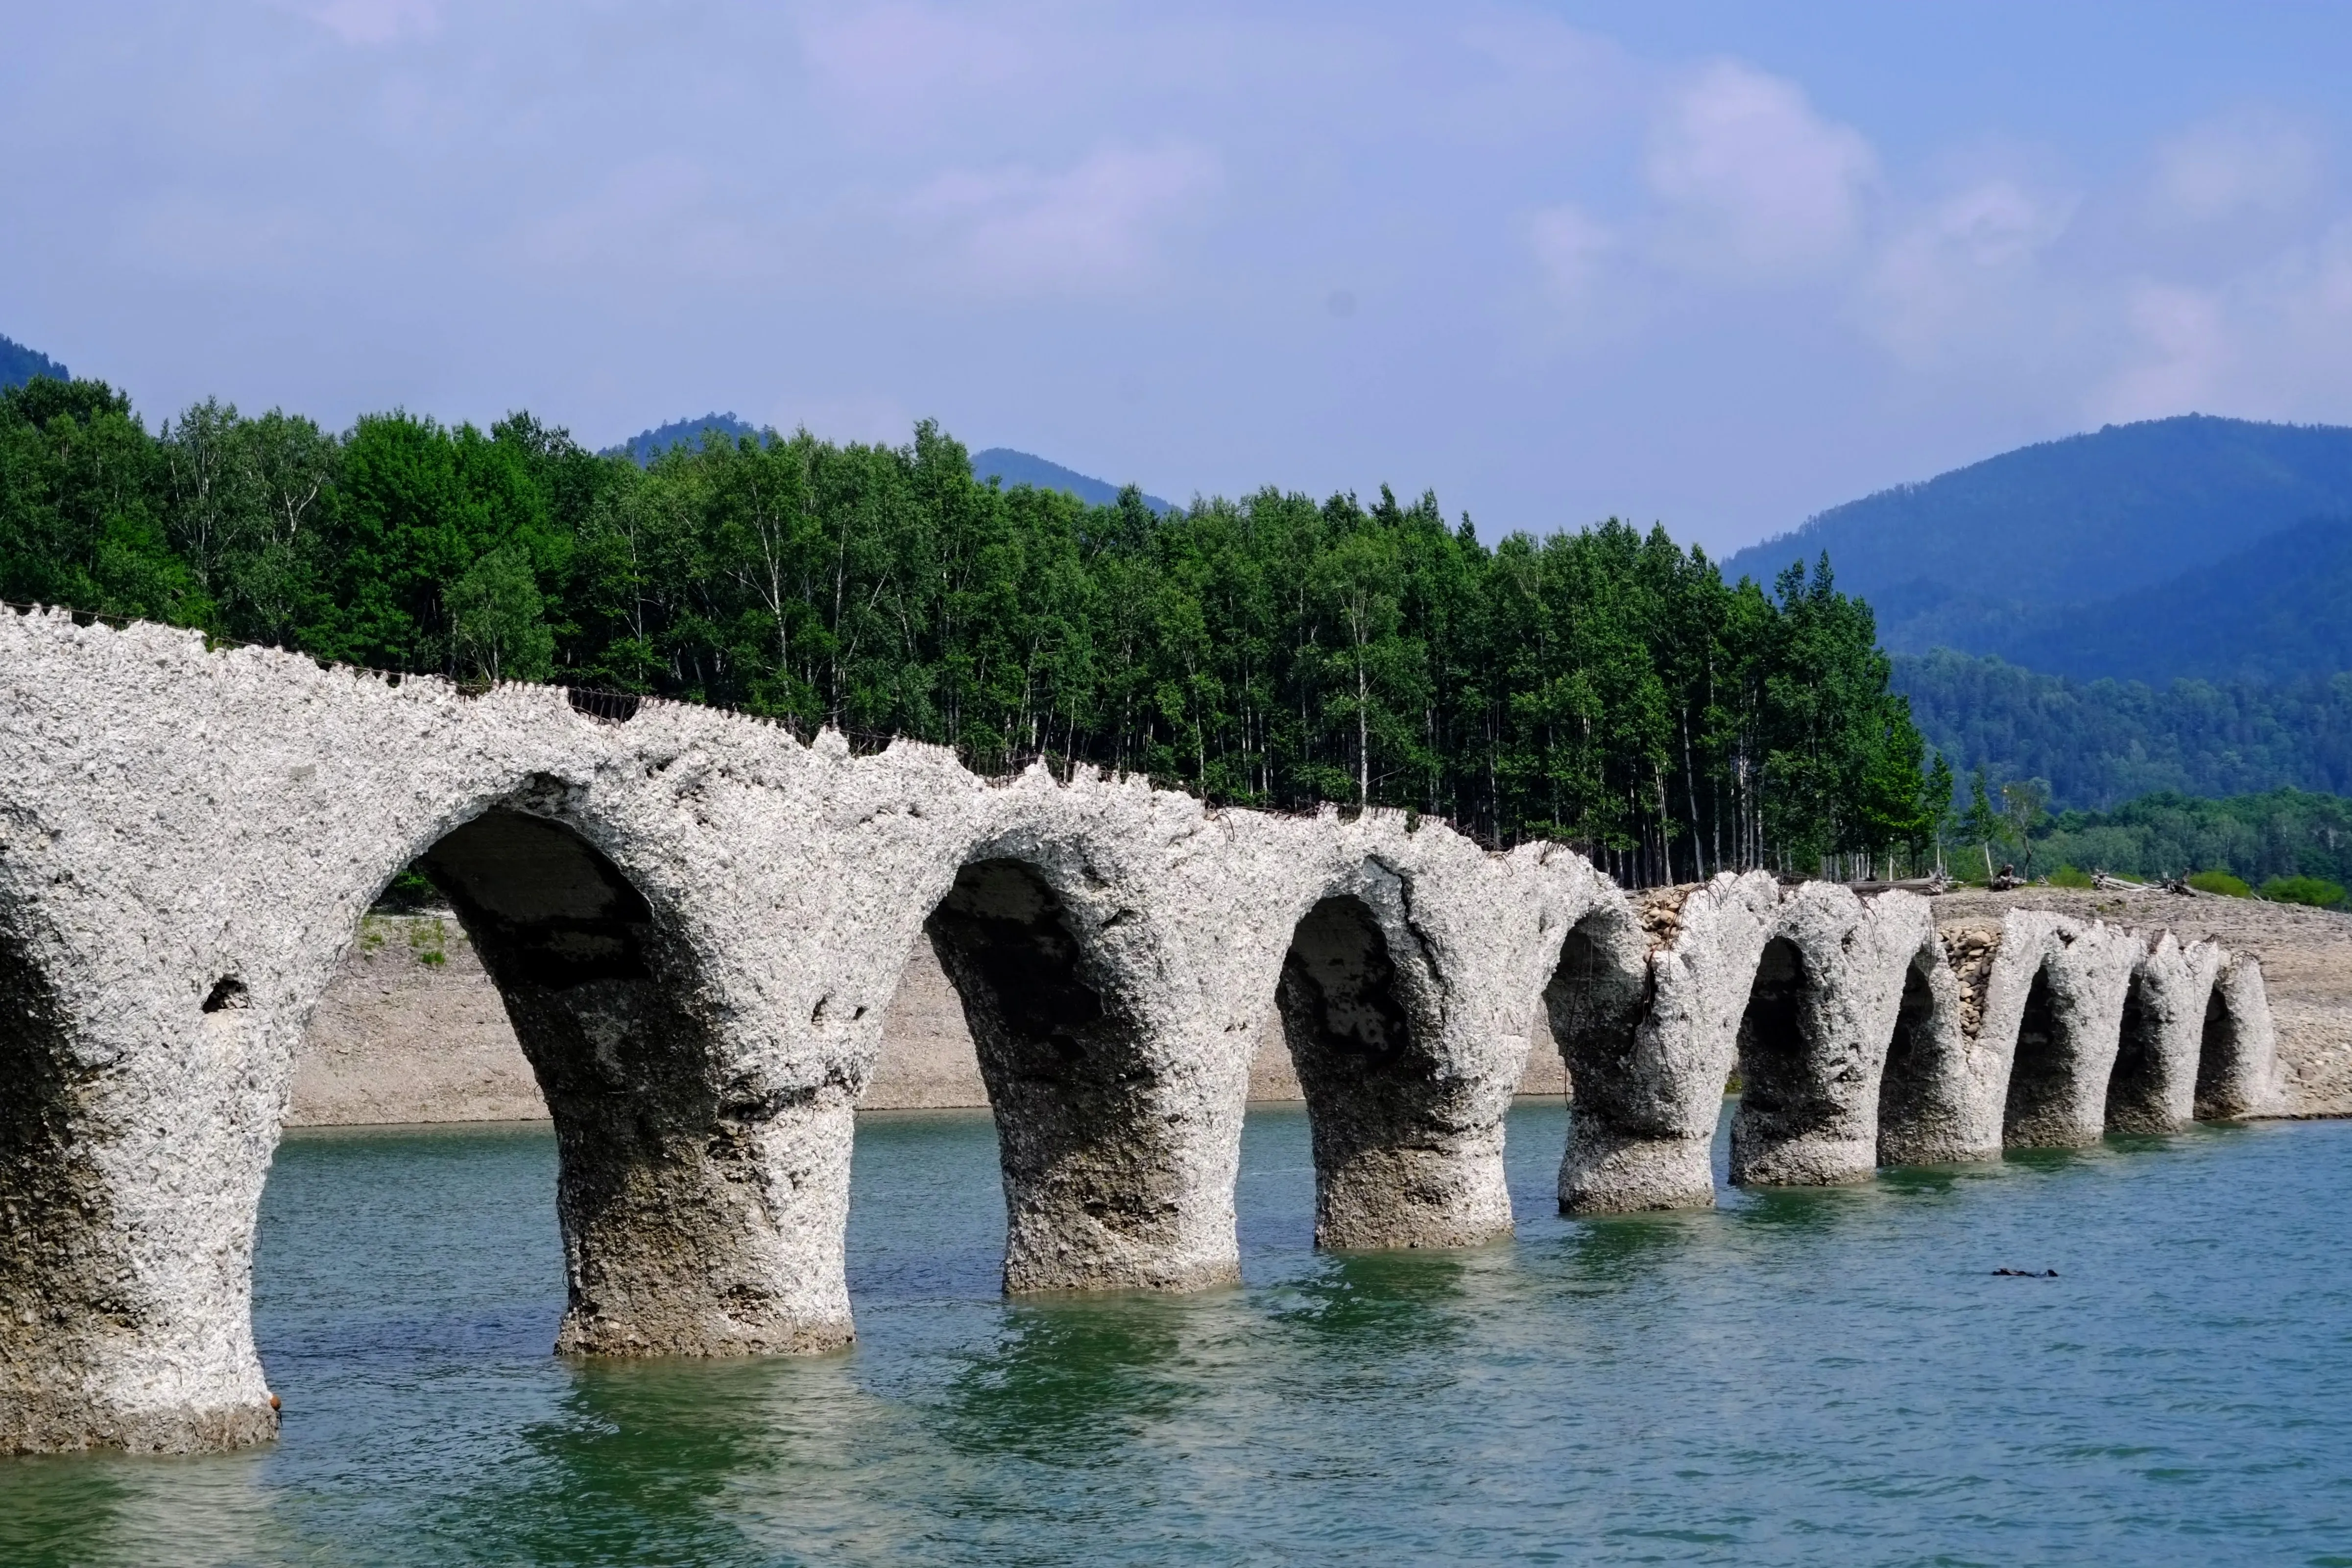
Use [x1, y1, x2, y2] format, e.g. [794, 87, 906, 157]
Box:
[1555, 871, 1781, 1214]
[1874, 938, 1969, 1165]
[1273, 857, 1509, 1250]
[923, 854, 1236, 1292]
[2104, 935, 2220, 1135]
[1956, 913, 2140, 1152]
[2194, 955, 2279, 1121]
[1727, 935, 1824, 1181]
[1544, 900, 1655, 1209]
[2000, 963, 2067, 1144]
[400, 799, 831, 1357]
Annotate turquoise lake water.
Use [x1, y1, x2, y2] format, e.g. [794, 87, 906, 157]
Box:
[4, 1100, 2351, 1566]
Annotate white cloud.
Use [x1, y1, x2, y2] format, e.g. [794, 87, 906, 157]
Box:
[2099, 281, 2230, 421]
[2151, 112, 2320, 225]
[797, 0, 1036, 120]
[1859, 179, 2076, 362]
[1529, 202, 1616, 303]
[1643, 59, 1877, 283]
[900, 142, 1221, 295]
[2099, 221, 2352, 423]
[300, 0, 441, 47]
[505, 158, 762, 283]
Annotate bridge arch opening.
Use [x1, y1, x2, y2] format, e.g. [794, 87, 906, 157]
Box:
[383, 804, 828, 1358]
[1274, 893, 1443, 1249]
[1876, 946, 1950, 1164]
[2194, 978, 2253, 1121]
[1727, 936, 1832, 1183]
[2104, 970, 2172, 1134]
[2001, 963, 2069, 1147]
[1544, 908, 1652, 1105]
[921, 857, 1209, 1293]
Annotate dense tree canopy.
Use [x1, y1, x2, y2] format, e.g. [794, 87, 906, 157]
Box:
[0, 377, 1941, 883]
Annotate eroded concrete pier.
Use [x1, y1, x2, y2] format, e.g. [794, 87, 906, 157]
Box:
[0, 609, 2289, 1453]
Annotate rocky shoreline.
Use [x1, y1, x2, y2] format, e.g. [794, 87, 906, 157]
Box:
[291, 911, 1568, 1125]
[293, 886, 2348, 1129]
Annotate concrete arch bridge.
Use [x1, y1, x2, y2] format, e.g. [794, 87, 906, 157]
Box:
[0, 610, 2281, 1453]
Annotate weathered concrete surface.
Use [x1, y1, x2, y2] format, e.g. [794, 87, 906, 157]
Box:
[286, 922, 1558, 1125]
[0, 610, 1608, 1452]
[2106, 934, 2226, 1135]
[1932, 887, 2344, 1117]
[0, 609, 2311, 1454]
[1554, 872, 1781, 1213]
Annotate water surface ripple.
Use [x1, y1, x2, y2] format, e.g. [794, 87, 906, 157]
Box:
[5, 1102, 2350, 1566]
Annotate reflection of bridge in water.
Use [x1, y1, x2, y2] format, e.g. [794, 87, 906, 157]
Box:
[0, 608, 2280, 1454]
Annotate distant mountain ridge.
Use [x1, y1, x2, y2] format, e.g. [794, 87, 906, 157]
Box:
[0, 334, 68, 390]
[1725, 414, 2352, 676]
[605, 412, 759, 465]
[608, 418, 1176, 515]
[969, 448, 1171, 515]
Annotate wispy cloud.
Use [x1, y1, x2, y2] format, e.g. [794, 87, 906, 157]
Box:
[899, 142, 1222, 295]
[298, 0, 441, 47]
[1643, 60, 1877, 284]
[2150, 111, 2321, 225]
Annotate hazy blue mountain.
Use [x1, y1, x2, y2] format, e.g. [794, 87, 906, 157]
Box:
[1725, 415, 2352, 661]
[970, 447, 1171, 515]
[1893, 650, 2352, 810]
[1992, 515, 2352, 684]
[606, 412, 760, 465]
[0, 334, 68, 390]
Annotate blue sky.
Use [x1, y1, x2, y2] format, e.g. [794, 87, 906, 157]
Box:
[7, 2, 2352, 553]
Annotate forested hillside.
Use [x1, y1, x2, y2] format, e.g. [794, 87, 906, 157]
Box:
[1895, 650, 2352, 808]
[1727, 415, 2352, 667]
[969, 448, 1172, 515]
[606, 412, 757, 465]
[0, 375, 1939, 881]
[2032, 790, 2352, 892]
[1992, 515, 2352, 683]
[1, 334, 67, 390]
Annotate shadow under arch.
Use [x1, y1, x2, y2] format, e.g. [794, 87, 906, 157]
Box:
[2001, 962, 2069, 1147]
[2105, 967, 2173, 1134]
[2194, 973, 2257, 1121]
[1544, 901, 1665, 1211]
[922, 856, 1227, 1294]
[1274, 891, 1477, 1250]
[398, 797, 829, 1358]
[1876, 941, 1964, 1165]
[1726, 935, 1828, 1184]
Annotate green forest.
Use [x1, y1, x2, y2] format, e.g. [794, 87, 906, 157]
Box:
[2030, 790, 2352, 895]
[1896, 649, 2352, 807]
[0, 376, 1942, 884]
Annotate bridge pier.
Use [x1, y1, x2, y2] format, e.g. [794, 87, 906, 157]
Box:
[927, 851, 1248, 1293]
[0, 905, 285, 1452]
[1729, 887, 1943, 1186]
[423, 808, 856, 1355]
[1275, 858, 1518, 1251]
[2106, 935, 2225, 1134]
[1556, 872, 1781, 1213]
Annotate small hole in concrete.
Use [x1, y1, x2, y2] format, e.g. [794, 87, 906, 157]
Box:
[202, 976, 248, 1013]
